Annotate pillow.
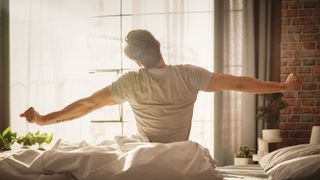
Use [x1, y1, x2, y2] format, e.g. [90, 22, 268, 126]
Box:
[267, 154, 320, 180]
[259, 144, 320, 171]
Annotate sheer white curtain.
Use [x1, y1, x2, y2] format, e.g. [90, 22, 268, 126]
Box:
[10, 0, 123, 142]
[214, 0, 256, 166]
[10, 0, 214, 150]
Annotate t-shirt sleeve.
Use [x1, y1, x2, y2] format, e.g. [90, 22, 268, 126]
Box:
[107, 72, 133, 103]
[185, 64, 212, 91]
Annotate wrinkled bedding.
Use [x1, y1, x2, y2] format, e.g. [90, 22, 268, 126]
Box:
[0, 135, 223, 180]
[267, 154, 320, 180]
[217, 165, 270, 180]
[259, 144, 320, 180]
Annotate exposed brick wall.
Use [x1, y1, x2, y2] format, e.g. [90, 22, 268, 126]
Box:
[280, 0, 320, 146]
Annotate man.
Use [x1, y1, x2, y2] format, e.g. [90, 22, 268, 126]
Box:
[21, 29, 301, 143]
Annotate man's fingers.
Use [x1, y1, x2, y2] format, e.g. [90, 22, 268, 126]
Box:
[20, 107, 36, 123]
[291, 73, 301, 89]
[285, 73, 301, 91]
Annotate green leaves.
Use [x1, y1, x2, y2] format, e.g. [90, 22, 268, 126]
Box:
[33, 131, 54, 150]
[0, 127, 17, 150]
[18, 132, 35, 147]
[234, 146, 253, 158]
[0, 127, 54, 151]
[256, 92, 288, 129]
[17, 131, 54, 150]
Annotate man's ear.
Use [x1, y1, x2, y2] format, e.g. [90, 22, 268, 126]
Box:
[156, 40, 160, 47]
[135, 61, 145, 68]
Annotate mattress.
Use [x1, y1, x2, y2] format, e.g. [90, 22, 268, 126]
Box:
[217, 165, 271, 180]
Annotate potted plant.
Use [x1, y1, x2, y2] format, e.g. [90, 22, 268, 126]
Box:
[234, 146, 253, 165]
[16, 132, 36, 149]
[256, 92, 287, 142]
[17, 131, 53, 150]
[33, 131, 53, 150]
[0, 127, 17, 151]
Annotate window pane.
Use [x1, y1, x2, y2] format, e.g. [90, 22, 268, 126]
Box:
[91, 122, 123, 142]
[10, 0, 121, 22]
[59, 0, 121, 17]
[123, 0, 212, 14]
[185, 0, 212, 12]
[192, 92, 214, 154]
[123, 0, 164, 14]
[190, 121, 213, 153]
[87, 17, 122, 70]
[183, 13, 213, 67]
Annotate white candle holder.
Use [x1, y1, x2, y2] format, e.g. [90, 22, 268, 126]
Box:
[310, 126, 320, 144]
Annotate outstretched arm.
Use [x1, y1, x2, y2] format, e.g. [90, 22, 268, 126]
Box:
[205, 73, 301, 94]
[20, 87, 117, 126]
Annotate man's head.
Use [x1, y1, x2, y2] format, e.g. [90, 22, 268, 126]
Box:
[124, 29, 162, 69]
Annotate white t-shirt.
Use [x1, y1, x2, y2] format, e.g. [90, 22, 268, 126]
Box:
[107, 64, 212, 143]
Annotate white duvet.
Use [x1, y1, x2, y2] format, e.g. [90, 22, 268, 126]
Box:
[0, 135, 222, 180]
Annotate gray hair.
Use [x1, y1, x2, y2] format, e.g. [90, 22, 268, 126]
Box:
[124, 29, 161, 68]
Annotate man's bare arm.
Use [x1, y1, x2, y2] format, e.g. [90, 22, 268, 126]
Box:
[20, 87, 118, 126]
[205, 73, 301, 94]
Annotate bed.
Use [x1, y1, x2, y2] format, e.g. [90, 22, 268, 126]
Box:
[0, 136, 223, 180]
[219, 144, 320, 180]
[218, 165, 271, 180]
[0, 137, 319, 180]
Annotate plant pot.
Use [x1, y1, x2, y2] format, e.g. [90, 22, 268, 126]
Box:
[234, 158, 252, 166]
[1, 143, 11, 151]
[262, 129, 282, 143]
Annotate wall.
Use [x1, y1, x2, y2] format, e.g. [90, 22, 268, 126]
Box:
[280, 0, 320, 146]
[0, 0, 10, 132]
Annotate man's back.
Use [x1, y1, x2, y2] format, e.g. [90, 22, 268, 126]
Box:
[108, 64, 211, 142]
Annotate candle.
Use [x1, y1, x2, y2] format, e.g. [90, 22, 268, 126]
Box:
[258, 138, 269, 155]
[310, 126, 320, 144]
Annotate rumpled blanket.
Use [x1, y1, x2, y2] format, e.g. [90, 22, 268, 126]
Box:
[0, 135, 223, 180]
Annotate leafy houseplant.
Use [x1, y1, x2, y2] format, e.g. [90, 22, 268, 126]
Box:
[234, 146, 253, 158]
[17, 132, 36, 148]
[33, 131, 53, 150]
[234, 146, 253, 165]
[256, 93, 288, 129]
[0, 127, 54, 151]
[0, 127, 17, 151]
[17, 131, 53, 150]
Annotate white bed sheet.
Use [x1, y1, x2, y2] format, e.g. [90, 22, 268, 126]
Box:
[0, 135, 223, 180]
[217, 165, 271, 180]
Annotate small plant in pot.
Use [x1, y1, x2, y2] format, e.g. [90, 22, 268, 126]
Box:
[256, 92, 288, 143]
[17, 131, 53, 150]
[16, 132, 36, 149]
[0, 127, 17, 151]
[234, 146, 253, 166]
[33, 131, 53, 150]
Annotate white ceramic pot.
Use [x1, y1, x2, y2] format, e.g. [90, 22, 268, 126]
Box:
[234, 158, 252, 166]
[262, 129, 282, 143]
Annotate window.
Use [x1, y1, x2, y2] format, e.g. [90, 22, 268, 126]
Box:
[10, 0, 214, 153]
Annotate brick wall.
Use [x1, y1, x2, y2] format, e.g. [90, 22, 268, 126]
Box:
[280, 0, 320, 146]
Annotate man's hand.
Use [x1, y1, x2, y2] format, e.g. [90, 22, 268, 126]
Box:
[20, 107, 47, 126]
[284, 73, 301, 91]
